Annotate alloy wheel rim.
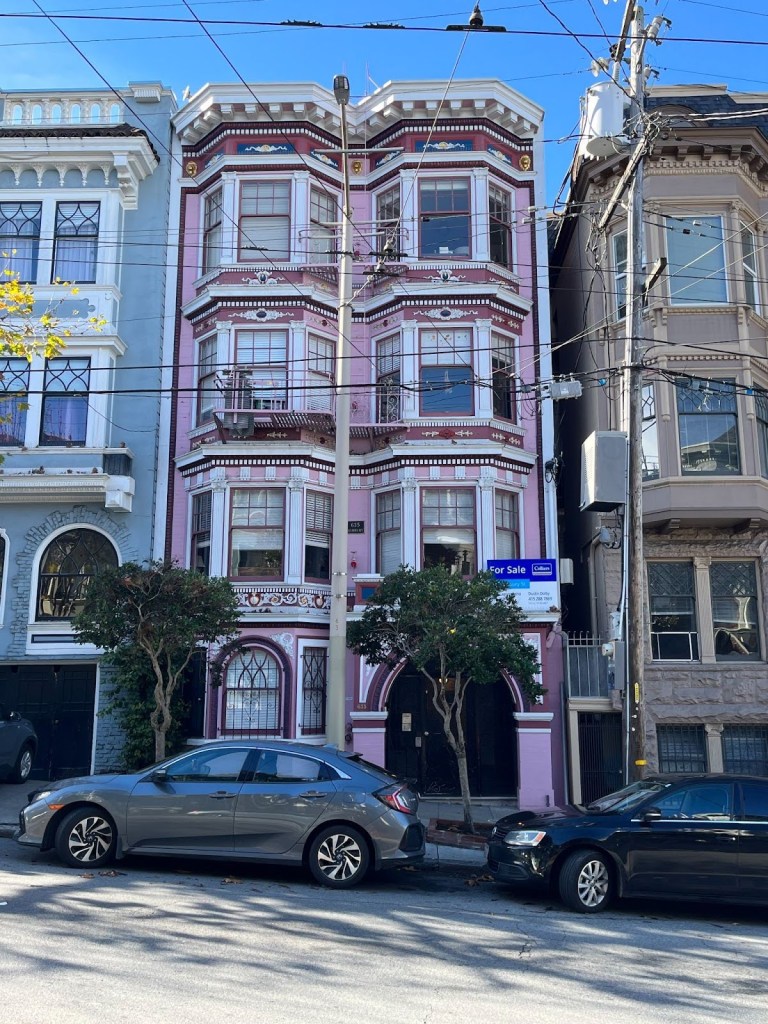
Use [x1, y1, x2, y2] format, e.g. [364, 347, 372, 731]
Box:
[67, 816, 113, 863]
[19, 749, 32, 779]
[316, 833, 363, 881]
[577, 859, 609, 907]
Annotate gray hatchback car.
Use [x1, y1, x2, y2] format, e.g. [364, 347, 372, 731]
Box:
[15, 740, 425, 888]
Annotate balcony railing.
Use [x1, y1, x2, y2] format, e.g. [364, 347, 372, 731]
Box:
[566, 637, 613, 698]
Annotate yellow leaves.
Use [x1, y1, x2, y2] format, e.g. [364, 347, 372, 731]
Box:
[0, 269, 104, 360]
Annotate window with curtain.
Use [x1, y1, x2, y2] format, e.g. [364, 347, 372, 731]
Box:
[376, 184, 401, 260]
[676, 378, 740, 475]
[37, 528, 118, 620]
[422, 488, 475, 575]
[376, 490, 401, 577]
[376, 334, 401, 423]
[307, 334, 334, 412]
[0, 202, 41, 282]
[492, 333, 515, 421]
[191, 491, 212, 576]
[711, 561, 760, 661]
[202, 189, 223, 274]
[224, 648, 282, 735]
[648, 561, 699, 661]
[301, 647, 327, 735]
[742, 223, 759, 311]
[309, 188, 337, 263]
[666, 215, 727, 305]
[196, 336, 218, 425]
[52, 201, 99, 282]
[305, 491, 332, 581]
[40, 357, 90, 446]
[420, 328, 473, 415]
[489, 185, 512, 268]
[419, 179, 470, 257]
[495, 491, 519, 559]
[239, 181, 290, 261]
[230, 488, 284, 578]
[0, 358, 30, 445]
[235, 330, 288, 411]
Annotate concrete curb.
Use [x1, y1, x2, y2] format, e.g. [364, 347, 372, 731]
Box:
[0, 823, 15, 839]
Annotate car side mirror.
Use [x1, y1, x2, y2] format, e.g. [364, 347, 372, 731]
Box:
[642, 807, 663, 824]
[149, 768, 168, 785]
[5, 710, 21, 722]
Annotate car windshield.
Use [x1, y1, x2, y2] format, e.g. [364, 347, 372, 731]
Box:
[586, 779, 671, 814]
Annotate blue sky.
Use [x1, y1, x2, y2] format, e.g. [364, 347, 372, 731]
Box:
[4, 0, 768, 200]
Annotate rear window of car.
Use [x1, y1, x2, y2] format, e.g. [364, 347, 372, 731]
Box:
[341, 753, 402, 784]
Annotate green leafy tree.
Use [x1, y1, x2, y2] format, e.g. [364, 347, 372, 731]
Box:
[347, 566, 542, 831]
[73, 561, 241, 761]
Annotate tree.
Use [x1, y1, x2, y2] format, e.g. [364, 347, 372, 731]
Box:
[347, 566, 543, 832]
[0, 269, 95, 358]
[73, 561, 241, 761]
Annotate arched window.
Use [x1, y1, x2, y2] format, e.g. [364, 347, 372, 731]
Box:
[50, 104, 63, 124]
[70, 104, 82, 124]
[11, 104, 24, 125]
[109, 103, 121, 124]
[31, 104, 43, 125]
[224, 647, 282, 736]
[89, 103, 101, 123]
[36, 528, 118, 620]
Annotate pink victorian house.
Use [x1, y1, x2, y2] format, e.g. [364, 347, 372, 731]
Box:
[163, 79, 564, 808]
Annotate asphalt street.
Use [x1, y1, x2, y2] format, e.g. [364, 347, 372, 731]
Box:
[2, 835, 767, 1024]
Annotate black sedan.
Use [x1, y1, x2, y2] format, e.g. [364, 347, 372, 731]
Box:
[488, 774, 768, 913]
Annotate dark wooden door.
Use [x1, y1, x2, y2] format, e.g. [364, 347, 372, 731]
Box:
[0, 664, 96, 779]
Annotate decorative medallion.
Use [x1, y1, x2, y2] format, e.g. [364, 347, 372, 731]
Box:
[519, 154, 532, 172]
[421, 307, 479, 320]
[184, 160, 198, 177]
[429, 270, 467, 284]
[236, 308, 289, 322]
[237, 143, 295, 155]
[351, 159, 364, 174]
[242, 272, 283, 286]
[415, 139, 473, 152]
[272, 632, 295, 655]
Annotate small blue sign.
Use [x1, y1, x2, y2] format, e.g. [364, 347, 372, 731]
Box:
[486, 559, 557, 587]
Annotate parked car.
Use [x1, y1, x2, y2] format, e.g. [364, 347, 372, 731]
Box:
[488, 774, 768, 913]
[0, 706, 37, 784]
[16, 740, 425, 888]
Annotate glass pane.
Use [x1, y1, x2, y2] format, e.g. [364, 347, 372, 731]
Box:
[711, 561, 760, 660]
[656, 725, 707, 773]
[667, 215, 727, 305]
[723, 728, 768, 777]
[37, 529, 118, 620]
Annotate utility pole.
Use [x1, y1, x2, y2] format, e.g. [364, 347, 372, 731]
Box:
[327, 74, 353, 749]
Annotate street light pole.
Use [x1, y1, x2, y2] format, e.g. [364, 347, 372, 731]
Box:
[327, 74, 353, 749]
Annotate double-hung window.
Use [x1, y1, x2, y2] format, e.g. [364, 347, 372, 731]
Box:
[422, 488, 475, 575]
[202, 189, 223, 274]
[666, 215, 727, 305]
[613, 231, 628, 319]
[711, 561, 760, 661]
[648, 561, 699, 661]
[239, 181, 290, 262]
[304, 491, 332, 582]
[196, 336, 218, 425]
[420, 329, 473, 415]
[495, 491, 519, 559]
[376, 184, 401, 259]
[742, 223, 759, 310]
[0, 202, 41, 282]
[489, 185, 512, 268]
[376, 491, 401, 576]
[419, 179, 470, 257]
[491, 333, 515, 421]
[309, 188, 337, 263]
[677, 378, 740, 475]
[230, 489, 284, 579]
[0, 358, 30, 445]
[52, 202, 99, 282]
[235, 330, 288, 411]
[191, 491, 212, 576]
[307, 334, 334, 412]
[376, 334, 401, 423]
[40, 357, 90, 446]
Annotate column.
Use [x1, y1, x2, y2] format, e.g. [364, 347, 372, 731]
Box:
[705, 723, 724, 773]
[220, 173, 237, 266]
[694, 556, 715, 663]
[292, 171, 310, 263]
[210, 474, 227, 577]
[514, 711, 555, 810]
[289, 321, 307, 411]
[473, 169, 490, 262]
[401, 475, 419, 568]
[400, 320, 418, 420]
[286, 473, 306, 582]
[400, 169, 417, 259]
[478, 471, 496, 565]
[475, 319, 493, 418]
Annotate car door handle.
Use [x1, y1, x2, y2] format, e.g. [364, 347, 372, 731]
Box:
[209, 791, 237, 800]
[299, 791, 328, 799]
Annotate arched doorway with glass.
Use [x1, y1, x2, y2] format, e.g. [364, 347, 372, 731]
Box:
[220, 643, 290, 740]
[384, 664, 518, 797]
[36, 528, 118, 621]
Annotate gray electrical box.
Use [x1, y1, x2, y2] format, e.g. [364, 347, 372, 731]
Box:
[580, 431, 627, 511]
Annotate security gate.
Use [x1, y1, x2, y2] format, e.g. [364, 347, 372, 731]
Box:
[577, 711, 623, 805]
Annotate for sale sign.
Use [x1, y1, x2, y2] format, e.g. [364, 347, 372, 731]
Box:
[486, 559, 558, 614]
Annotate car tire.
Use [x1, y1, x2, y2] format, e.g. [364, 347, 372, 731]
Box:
[10, 744, 34, 784]
[54, 807, 117, 869]
[558, 849, 613, 913]
[307, 824, 370, 889]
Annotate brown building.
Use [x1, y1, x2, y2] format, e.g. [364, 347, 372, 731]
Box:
[551, 84, 768, 802]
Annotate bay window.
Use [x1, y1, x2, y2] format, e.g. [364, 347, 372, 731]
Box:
[235, 330, 288, 411]
[305, 491, 332, 582]
[419, 179, 470, 257]
[742, 223, 759, 310]
[642, 383, 659, 480]
[309, 188, 337, 263]
[495, 491, 519, 559]
[491, 333, 515, 420]
[489, 185, 512, 268]
[420, 328, 473, 415]
[239, 181, 290, 262]
[0, 202, 41, 282]
[422, 488, 475, 575]
[196, 336, 218, 425]
[677, 378, 740, 475]
[191, 491, 212, 576]
[307, 334, 334, 412]
[666, 215, 727, 305]
[613, 230, 627, 319]
[376, 490, 401, 577]
[376, 184, 401, 259]
[230, 488, 284, 578]
[202, 188, 223, 274]
[376, 334, 401, 423]
[0, 358, 29, 445]
[40, 357, 90, 446]
[711, 561, 760, 661]
[52, 201, 99, 282]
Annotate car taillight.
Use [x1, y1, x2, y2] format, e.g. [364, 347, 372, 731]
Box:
[374, 784, 418, 815]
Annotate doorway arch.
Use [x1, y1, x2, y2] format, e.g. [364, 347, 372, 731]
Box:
[383, 667, 518, 797]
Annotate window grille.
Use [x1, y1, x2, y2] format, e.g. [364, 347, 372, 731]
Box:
[301, 647, 327, 735]
[656, 724, 707, 773]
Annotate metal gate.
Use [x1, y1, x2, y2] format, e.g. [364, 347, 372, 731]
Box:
[577, 712, 623, 805]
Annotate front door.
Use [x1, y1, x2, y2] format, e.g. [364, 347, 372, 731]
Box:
[385, 670, 517, 797]
[125, 747, 250, 851]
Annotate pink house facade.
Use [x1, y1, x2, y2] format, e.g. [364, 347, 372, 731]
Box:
[164, 79, 565, 808]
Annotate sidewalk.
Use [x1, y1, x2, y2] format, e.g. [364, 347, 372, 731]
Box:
[0, 783, 514, 869]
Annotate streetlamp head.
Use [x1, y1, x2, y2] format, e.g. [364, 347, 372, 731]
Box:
[333, 75, 351, 105]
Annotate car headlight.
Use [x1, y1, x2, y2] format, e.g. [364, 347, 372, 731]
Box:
[27, 790, 54, 805]
[503, 830, 547, 847]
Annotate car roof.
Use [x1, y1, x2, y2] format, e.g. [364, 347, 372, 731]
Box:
[646, 773, 768, 784]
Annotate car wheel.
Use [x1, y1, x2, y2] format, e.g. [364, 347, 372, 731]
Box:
[307, 825, 370, 889]
[54, 807, 117, 869]
[11, 744, 34, 784]
[558, 849, 613, 913]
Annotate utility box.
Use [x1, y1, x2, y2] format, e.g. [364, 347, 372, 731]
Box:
[580, 431, 627, 511]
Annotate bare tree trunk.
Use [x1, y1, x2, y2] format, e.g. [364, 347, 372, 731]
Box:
[455, 744, 473, 833]
[425, 661, 475, 834]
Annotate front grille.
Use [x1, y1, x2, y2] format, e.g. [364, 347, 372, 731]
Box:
[399, 822, 425, 852]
